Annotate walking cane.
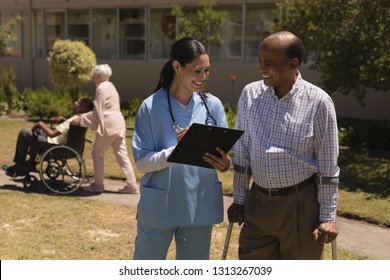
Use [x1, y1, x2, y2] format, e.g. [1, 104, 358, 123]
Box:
[319, 228, 338, 260]
[331, 239, 338, 260]
[222, 223, 233, 260]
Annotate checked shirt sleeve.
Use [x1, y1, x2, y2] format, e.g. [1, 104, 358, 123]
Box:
[232, 87, 252, 205]
[314, 96, 340, 222]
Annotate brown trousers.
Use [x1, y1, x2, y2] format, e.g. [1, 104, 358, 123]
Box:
[239, 181, 324, 260]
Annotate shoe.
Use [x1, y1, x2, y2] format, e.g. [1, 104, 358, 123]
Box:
[118, 186, 139, 194]
[4, 165, 17, 177]
[2, 164, 26, 177]
[82, 183, 104, 193]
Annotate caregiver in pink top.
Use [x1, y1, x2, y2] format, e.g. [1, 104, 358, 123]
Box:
[72, 64, 138, 194]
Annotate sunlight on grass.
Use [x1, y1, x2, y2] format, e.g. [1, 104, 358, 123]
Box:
[0, 190, 136, 260]
[0, 181, 367, 260]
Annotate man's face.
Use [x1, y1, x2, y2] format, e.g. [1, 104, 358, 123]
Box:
[73, 99, 85, 113]
[258, 40, 293, 91]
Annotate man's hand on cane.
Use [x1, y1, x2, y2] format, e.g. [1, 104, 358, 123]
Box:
[227, 202, 245, 226]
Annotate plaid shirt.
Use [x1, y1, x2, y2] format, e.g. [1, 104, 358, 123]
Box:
[232, 72, 340, 222]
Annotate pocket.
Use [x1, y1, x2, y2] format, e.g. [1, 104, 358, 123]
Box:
[204, 181, 223, 224]
[214, 181, 223, 222]
[137, 184, 168, 227]
[192, 179, 223, 224]
[244, 186, 257, 221]
[142, 183, 165, 191]
[279, 121, 313, 154]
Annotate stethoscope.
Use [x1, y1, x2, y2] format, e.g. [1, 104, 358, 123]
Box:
[167, 91, 217, 133]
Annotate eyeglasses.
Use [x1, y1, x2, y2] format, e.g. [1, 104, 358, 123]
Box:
[168, 91, 216, 133]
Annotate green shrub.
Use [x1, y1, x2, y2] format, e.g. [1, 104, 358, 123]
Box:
[0, 101, 8, 115]
[0, 65, 19, 114]
[338, 118, 390, 151]
[49, 39, 96, 102]
[129, 98, 142, 117]
[121, 97, 142, 120]
[224, 103, 237, 128]
[24, 88, 79, 120]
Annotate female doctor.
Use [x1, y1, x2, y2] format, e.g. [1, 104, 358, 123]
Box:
[132, 37, 231, 260]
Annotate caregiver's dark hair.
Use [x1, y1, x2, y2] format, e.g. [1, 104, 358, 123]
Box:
[153, 37, 207, 93]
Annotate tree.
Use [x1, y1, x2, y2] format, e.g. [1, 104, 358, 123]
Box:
[48, 39, 97, 101]
[0, 15, 21, 57]
[274, 0, 390, 105]
[171, 0, 227, 46]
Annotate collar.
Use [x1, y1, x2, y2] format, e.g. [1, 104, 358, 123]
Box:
[268, 71, 303, 101]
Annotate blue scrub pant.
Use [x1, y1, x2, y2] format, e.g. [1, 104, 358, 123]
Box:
[133, 223, 213, 260]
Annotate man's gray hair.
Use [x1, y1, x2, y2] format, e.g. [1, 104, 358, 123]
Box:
[91, 64, 112, 81]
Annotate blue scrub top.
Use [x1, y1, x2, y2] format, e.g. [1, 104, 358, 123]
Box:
[132, 88, 228, 229]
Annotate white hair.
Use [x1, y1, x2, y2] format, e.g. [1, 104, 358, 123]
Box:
[91, 64, 112, 81]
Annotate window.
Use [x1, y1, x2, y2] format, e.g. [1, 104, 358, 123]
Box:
[244, 3, 276, 63]
[68, 10, 90, 46]
[169, 4, 242, 63]
[93, 9, 117, 59]
[209, 5, 242, 62]
[29, 4, 277, 63]
[45, 11, 66, 54]
[149, 8, 175, 60]
[0, 10, 23, 58]
[119, 8, 145, 60]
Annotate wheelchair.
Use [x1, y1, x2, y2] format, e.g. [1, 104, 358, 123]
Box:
[22, 125, 94, 195]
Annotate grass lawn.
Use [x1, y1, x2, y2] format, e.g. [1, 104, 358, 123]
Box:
[0, 189, 364, 260]
[0, 118, 387, 259]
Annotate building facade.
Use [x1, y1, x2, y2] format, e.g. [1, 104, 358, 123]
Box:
[0, 0, 389, 120]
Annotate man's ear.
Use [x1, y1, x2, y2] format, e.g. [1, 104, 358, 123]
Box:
[290, 58, 299, 70]
[172, 60, 181, 73]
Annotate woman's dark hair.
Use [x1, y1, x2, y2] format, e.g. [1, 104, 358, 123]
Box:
[154, 37, 207, 92]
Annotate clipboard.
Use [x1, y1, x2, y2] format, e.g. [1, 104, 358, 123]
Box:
[167, 123, 244, 169]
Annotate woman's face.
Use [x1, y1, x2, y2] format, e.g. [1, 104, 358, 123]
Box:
[175, 54, 210, 93]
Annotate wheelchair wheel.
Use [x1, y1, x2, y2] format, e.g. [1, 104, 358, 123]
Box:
[23, 174, 38, 189]
[39, 145, 86, 195]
